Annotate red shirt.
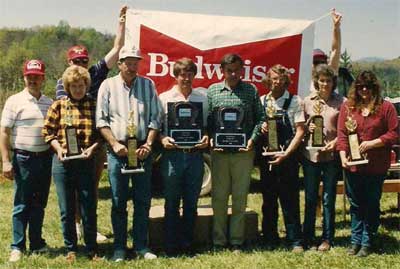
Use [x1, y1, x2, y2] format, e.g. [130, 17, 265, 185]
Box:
[337, 100, 399, 175]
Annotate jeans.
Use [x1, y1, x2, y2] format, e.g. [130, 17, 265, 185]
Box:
[52, 155, 97, 252]
[160, 151, 204, 250]
[11, 151, 52, 251]
[345, 171, 384, 247]
[211, 150, 255, 246]
[260, 156, 302, 247]
[107, 151, 152, 252]
[302, 158, 341, 244]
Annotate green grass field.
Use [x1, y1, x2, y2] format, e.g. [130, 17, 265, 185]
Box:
[0, 172, 399, 269]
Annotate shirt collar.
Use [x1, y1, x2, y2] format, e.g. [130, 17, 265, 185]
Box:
[268, 89, 289, 102]
[118, 73, 138, 90]
[22, 88, 42, 102]
[220, 80, 242, 92]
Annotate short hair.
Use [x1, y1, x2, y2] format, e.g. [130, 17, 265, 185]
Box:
[173, 58, 197, 77]
[312, 64, 337, 91]
[62, 65, 91, 94]
[347, 70, 382, 114]
[220, 53, 244, 69]
[262, 64, 292, 89]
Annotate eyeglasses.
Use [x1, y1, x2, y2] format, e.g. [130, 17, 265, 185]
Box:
[72, 58, 89, 65]
[355, 83, 376, 91]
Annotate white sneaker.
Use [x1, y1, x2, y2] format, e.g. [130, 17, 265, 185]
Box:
[9, 249, 22, 262]
[139, 251, 157, 260]
[96, 232, 108, 242]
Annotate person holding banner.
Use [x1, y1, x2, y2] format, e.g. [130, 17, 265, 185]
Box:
[43, 66, 100, 261]
[337, 71, 398, 257]
[159, 58, 209, 256]
[96, 46, 161, 261]
[207, 53, 265, 251]
[259, 64, 305, 253]
[55, 6, 127, 242]
[0, 60, 53, 263]
[301, 64, 345, 251]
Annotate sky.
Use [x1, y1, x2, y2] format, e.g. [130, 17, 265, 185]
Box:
[0, 0, 399, 61]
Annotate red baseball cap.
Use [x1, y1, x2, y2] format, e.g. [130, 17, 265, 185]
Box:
[313, 49, 328, 61]
[23, 59, 45, 76]
[67, 45, 89, 60]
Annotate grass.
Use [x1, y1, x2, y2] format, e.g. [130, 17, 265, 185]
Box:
[0, 171, 399, 269]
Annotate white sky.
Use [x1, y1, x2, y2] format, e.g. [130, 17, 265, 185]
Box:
[0, 0, 399, 60]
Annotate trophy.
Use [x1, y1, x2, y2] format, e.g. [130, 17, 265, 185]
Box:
[121, 110, 145, 174]
[213, 106, 246, 149]
[63, 100, 85, 160]
[345, 109, 368, 166]
[262, 95, 284, 156]
[306, 97, 325, 150]
[168, 101, 203, 148]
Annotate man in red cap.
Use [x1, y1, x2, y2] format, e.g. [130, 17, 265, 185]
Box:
[55, 6, 128, 243]
[1, 60, 53, 262]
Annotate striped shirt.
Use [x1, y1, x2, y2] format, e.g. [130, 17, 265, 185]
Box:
[207, 80, 265, 142]
[43, 96, 99, 150]
[96, 74, 161, 141]
[159, 85, 208, 136]
[0, 88, 53, 152]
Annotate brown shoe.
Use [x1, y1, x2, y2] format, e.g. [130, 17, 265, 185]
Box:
[317, 241, 331, 252]
[291, 245, 304, 253]
[66, 251, 76, 263]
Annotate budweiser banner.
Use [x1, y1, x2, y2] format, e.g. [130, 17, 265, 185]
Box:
[125, 9, 315, 97]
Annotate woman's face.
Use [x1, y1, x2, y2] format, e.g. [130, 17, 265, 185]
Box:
[317, 74, 334, 95]
[356, 82, 374, 103]
[68, 79, 87, 100]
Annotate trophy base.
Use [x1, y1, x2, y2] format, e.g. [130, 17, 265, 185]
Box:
[262, 150, 285, 156]
[347, 159, 369, 166]
[175, 145, 195, 149]
[62, 153, 86, 161]
[306, 146, 325, 150]
[121, 167, 145, 174]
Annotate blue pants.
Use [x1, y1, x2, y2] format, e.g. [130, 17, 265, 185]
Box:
[260, 156, 302, 246]
[52, 155, 97, 252]
[160, 151, 204, 250]
[107, 151, 152, 252]
[11, 151, 52, 251]
[302, 158, 340, 244]
[345, 171, 384, 247]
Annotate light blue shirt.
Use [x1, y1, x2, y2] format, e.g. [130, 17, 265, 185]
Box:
[96, 74, 161, 141]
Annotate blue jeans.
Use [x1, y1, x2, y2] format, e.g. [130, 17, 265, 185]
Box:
[11, 151, 52, 251]
[302, 158, 341, 244]
[345, 171, 384, 247]
[107, 151, 152, 252]
[52, 155, 97, 252]
[160, 151, 204, 250]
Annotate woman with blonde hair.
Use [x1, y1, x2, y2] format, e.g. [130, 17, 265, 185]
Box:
[336, 70, 398, 257]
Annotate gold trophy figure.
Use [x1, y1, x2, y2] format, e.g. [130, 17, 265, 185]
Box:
[262, 95, 284, 156]
[345, 107, 368, 166]
[121, 110, 144, 174]
[307, 96, 325, 149]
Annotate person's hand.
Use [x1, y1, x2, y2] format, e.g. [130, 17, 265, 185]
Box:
[321, 139, 336, 152]
[112, 142, 128, 157]
[119, 6, 128, 22]
[261, 122, 268, 134]
[210, 138, 223, 152]
[331, 8, 342, 28]
[82, 146, 96, 159]
[268, 152, 287, 166]
[340, 155, 350, 169]
[161, 136, 177, 149]
[2, 161, 13, 180]
[56, 148, 66, 161]
[308, 122, 316, 133]
[359, 140, 374, 154]
[137, 144, 151, 160]
[194, 135, 209, 149]
[239, 139, 254, 152]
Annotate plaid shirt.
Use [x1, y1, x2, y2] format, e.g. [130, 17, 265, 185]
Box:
[207, 80, 265, 142]
[43, 96, 99, 150]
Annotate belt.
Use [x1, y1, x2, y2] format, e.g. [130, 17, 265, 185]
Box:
[14, 149, 51, 157]
[169, 147, 202, 154]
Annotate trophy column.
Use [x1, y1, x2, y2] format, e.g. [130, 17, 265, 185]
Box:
[262, 95, 284, 156]
[63, 100, 85, 160]
[345, 110, 368, 166]
[306, 97, 325, 150]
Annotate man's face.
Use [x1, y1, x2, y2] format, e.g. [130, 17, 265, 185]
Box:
[221, 61, 243, 88]
[176, 70, 195, 91]
[68, 79, 87, 101]
[118, 57, 140, 81]
[269, 70, 287, 94]
[24, 74, 44, 91]
[68, 57, 89, 69]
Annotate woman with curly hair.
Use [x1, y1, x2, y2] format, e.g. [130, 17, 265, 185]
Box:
[336, 70, 398, 257]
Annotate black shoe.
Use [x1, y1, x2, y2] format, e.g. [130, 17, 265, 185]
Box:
[211, 244, 226, 253]
[347, 244, 361, 256]
[356, 246, 371, 257]
[181, 245, 196, 257]
[165, 248, 180, 258]
[230, 244, 242, 254]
